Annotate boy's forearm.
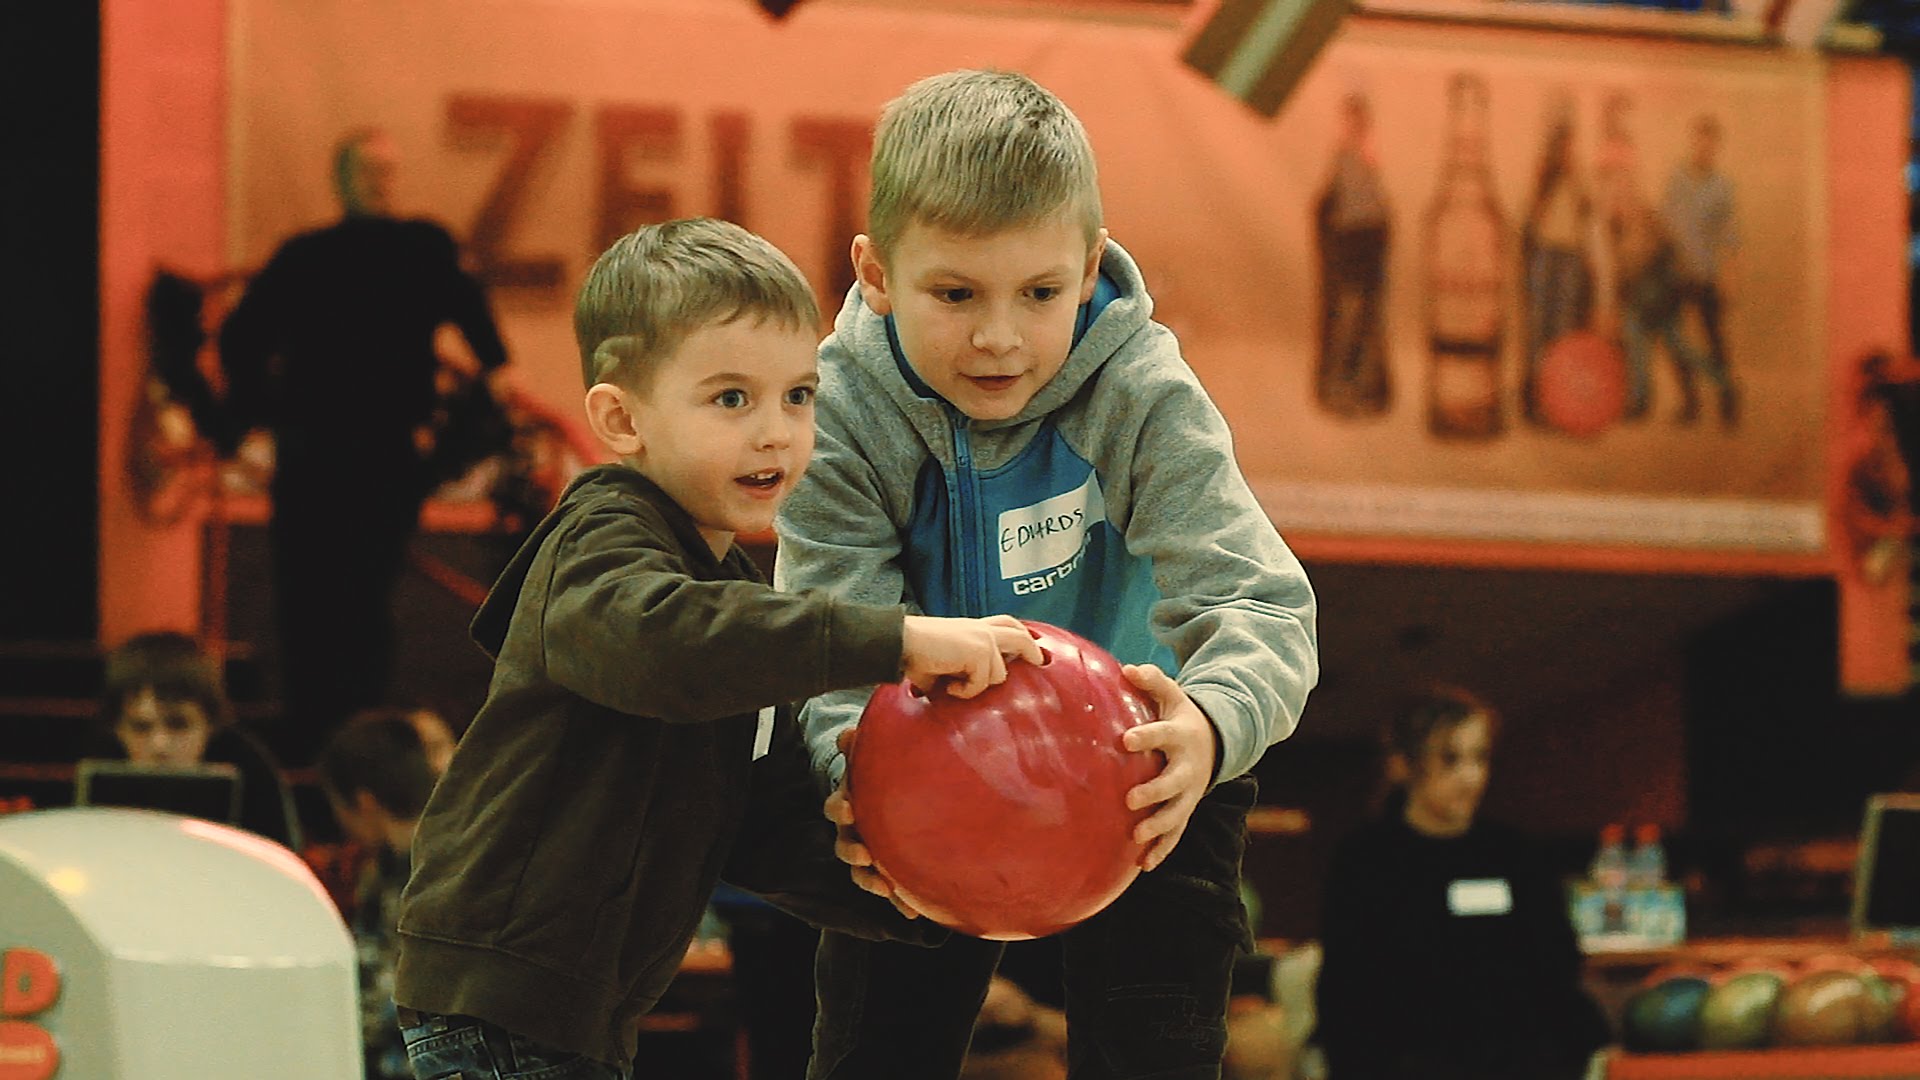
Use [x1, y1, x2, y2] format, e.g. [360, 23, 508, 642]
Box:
[1179, 608, 1317, 782]
[544, 517, 904, 721]
[1097, 361, 1320, 779]
[797, 689, 871, 787]
[1137, 500, 1319, 780]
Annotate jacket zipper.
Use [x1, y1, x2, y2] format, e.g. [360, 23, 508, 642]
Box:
[950, 412, 984, 617]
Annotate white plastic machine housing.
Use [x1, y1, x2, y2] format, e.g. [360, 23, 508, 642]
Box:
[0, 807, 359, 1079]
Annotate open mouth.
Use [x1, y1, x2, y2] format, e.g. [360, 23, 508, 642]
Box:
[967, 374, 1020, 391]
[736, 469, 784, 490]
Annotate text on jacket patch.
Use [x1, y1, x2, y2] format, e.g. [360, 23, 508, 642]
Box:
[998, 475, 1107, 594]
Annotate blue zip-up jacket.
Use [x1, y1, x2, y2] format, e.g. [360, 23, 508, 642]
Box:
[776, 240, 1318, 785]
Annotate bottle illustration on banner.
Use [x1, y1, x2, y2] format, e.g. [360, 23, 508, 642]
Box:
[1423, 72, 1508, 440]
[1313, 90, 1393, 418]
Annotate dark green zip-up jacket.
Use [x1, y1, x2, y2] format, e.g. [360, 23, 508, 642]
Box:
[393, 465, 925, 1066]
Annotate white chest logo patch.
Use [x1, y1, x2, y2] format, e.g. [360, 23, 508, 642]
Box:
[997, 475, 1107, 580]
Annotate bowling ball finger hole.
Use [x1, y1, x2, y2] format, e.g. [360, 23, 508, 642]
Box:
[1036, 647, 1053, 667]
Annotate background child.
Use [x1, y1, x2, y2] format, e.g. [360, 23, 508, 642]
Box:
[1312, 686, 1608, 1080]
[94, 630, 301, 849]
[318, 708, 443, 1080]
[776, 70, 1319, 1079]
[392, 217, 1040, 1080]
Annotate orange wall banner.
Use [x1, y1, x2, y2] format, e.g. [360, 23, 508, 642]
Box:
[226, 0, 1899, 557]
[99, 0, 228, 644]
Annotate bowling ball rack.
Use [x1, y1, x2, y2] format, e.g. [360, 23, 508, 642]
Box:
[1606, 1042, 1920, 1078]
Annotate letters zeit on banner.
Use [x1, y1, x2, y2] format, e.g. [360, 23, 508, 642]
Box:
[444, 94, 871, 301]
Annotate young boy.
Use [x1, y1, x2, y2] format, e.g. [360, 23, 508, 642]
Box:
[775, 71, 1320, 1078]
[392, 217, 1042, 1079]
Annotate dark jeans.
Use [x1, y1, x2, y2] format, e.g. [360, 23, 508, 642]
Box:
[719, 902, 822, 1080]
[401, 1011, 629, 1080]
[1675, 280, 1729, 374]
[810, 776, 1257, 1080]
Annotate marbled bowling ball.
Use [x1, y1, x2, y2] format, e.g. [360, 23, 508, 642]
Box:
[847, 621, 1159, 940]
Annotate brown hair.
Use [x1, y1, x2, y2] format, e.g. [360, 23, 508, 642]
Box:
[866, 70, 1102, 260]
[574, 217, 820, 390]
[318, 708, 437, 820]
[98, 632, 233, 733]
[1384, 683, 1500, 783]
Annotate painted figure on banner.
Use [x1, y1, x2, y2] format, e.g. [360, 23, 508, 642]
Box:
[1422, 72, 1508, 440]
[1520, 94, 1596, 425]
[1593, 93, 1648, 338]
[1662, 114, 1741, 426]
[1618, 228, 1709, 427]
[1597, 92, 1691, 424]
[1313, 90, 1393, 418]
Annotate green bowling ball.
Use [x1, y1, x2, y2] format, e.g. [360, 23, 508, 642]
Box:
[1699, 970, 1784, 1050]
[1623, 975, 1712, 1053]
[1861, 973, 1903, 1043]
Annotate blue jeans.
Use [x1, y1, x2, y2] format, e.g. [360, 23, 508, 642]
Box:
[401, 1011, 630, 1080]
[809, 776, 1257, 1080]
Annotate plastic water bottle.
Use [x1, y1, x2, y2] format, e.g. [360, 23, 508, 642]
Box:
[1591, 823, 1630, 890]
[1591, 823, 1629, 934]
[1628, 823, 1667, 889]
[1628, 823, 1683, 943]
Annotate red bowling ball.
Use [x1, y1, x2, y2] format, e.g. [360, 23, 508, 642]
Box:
[847, 621, 1160, 940]
[1537, 329, 1628, 438]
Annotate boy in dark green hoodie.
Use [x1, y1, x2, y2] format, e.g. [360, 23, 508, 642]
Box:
[393, 218, 1040, 1079]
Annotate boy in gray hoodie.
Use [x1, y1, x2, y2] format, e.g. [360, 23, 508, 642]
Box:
[776, 71, 1319, 1078]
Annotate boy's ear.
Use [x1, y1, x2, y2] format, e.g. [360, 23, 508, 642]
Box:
[1079, 228, 1110, 304]
[353, 788, 386, 826]
[851, 234, 893, 317]
[1385, 753, 1412, 787]
[584, 382, 645, 458]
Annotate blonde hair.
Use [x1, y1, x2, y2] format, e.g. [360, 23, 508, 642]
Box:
[574, 218, 820, 389]
[866, 70, 1102, 258]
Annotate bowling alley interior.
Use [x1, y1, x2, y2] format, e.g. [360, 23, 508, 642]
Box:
[10, 0, 1920, 1077]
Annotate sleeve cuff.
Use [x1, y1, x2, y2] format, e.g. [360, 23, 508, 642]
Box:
[1186, 684, 1259, 783]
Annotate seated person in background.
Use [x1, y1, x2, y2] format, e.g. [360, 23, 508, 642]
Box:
[95, 631, 302, 849]
[958, 976, 1068, 1080]
[308, 704, 459, 913]
[1313, 686, 1608, 1080]
[318, 709, 440, 1080]
[402, 706, 458, 775]
[1222, 948, 1290, 1080]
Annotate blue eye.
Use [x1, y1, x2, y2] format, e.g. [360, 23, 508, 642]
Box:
[715, 389, 747, 408]
[936, 288, 973, 304]
[785, 386, 816, 406]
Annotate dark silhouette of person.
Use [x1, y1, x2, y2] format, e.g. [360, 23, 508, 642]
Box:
[215, 128, 509, 762]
